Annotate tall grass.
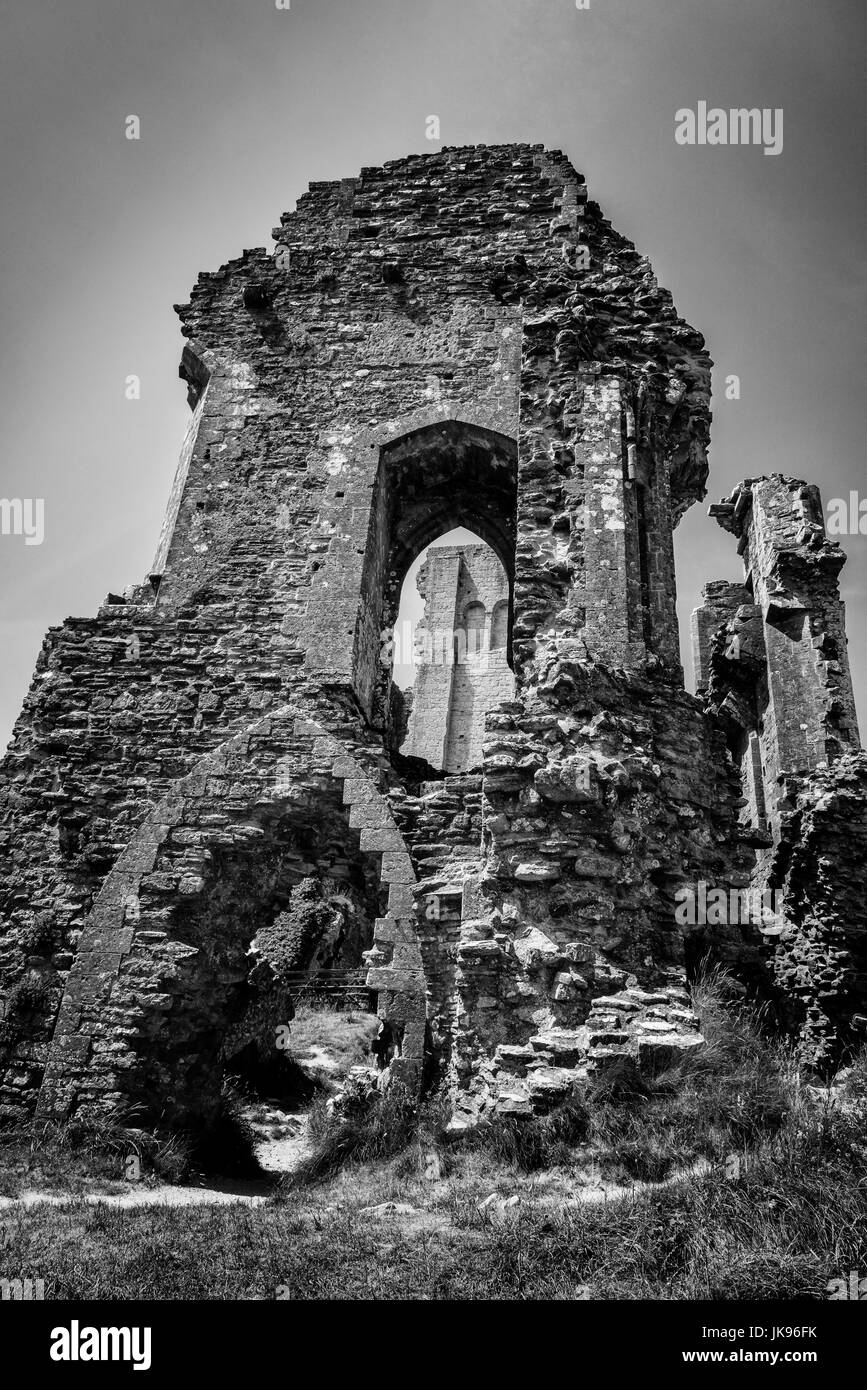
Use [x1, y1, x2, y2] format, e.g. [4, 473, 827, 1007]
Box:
[286, 967, 842, 1188]
[0, 1079, 263, 1196]
[2, 972, 865, 1299]
[2, 1092, 864, 1299]
[283, 1085, 445, 1188]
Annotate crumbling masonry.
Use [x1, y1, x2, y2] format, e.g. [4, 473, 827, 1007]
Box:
[1, 145, 865, 1134]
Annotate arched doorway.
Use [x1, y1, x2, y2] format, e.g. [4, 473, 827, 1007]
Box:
[36, 710, 425, 1137]
[355, 419, 519, 755]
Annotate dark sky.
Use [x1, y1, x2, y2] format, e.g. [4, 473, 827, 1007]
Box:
[2, 0, 866, 746]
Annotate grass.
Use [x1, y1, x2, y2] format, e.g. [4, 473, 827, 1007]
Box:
[285, 1001, 380, 1080]
[1, 974, 865, 1299]
[0, 1111, 195, 1199]
[487, 967, 800, 1185]
[286, 966, 807, 1189]
[285, 1085, 447, 1188]
[0, 1080, 261, 1198]
[0, 1093, 864, 1299]
[0, 1003, 377, 1196]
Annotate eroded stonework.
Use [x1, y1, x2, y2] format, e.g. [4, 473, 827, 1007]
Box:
[0, 144, 864, 1134]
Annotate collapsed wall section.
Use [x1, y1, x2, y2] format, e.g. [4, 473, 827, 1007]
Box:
[694, 475, 865, 1067]
[443, 653, 759, 1123]
[707, 475, 860, 816]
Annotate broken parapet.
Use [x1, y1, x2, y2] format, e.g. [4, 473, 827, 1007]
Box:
[691, 579, 750, 695]
[699, 475, 860, 838]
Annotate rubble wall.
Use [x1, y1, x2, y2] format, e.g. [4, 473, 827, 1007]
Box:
[1, 144, 861, 1126]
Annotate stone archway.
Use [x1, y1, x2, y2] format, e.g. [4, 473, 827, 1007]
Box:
[359, 418, 519, 729]
[36, 708, 424, 1129]
[300, 404, 519, 728]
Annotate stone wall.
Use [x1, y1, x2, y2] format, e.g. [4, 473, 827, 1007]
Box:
[1, 145, 864, 1130]
[34, 708, 426, 1125]
[706, 476, 860, 811]
[694, 475, 865, 1065]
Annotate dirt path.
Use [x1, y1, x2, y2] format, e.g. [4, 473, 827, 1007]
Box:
[0, 1156, 710, 1215]
[0, 1183, 269, 1210]
[247, 1106, 312, 1174]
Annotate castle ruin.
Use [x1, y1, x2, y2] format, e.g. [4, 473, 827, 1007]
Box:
[1, 144, 865, 1137]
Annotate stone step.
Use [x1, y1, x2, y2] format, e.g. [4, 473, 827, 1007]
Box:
[493, 1044, 539, 1076]
[588, 1030, 631, 1047]
[590, 994, 640, 1013]
[587, 1044, 633, 1066]
[525, 1067, 580, 1111]
[528, 1029, 587, 1066]
[638, 1017, 694, 1035]
[585, 1011, 624, 1031]
[637, 1033, 703, 1069]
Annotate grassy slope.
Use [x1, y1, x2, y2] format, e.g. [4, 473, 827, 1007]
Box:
[1, 1113, 864, 1300]
[286, 1002, 380, 1077]
[1, 980, 865, 1299]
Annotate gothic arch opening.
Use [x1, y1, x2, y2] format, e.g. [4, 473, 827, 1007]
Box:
[353, 419, 518, 759]
[37, 712, 426, 1141]
[463, 601, 487, 660]
[125, 792, 384, 1132]
[491, 599, 509, 652]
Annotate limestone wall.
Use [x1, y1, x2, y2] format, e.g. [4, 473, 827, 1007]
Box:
[1, 145, 860, 1127]
[694, 475, 866, 1065]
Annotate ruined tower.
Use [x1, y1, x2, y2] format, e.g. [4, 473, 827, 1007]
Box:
[693, 476, 866, 1064]
[1, 144, 864, 1134]
[402, 543, 514, 773]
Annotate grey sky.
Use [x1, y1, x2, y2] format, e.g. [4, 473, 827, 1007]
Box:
[2, 0, 866, 747]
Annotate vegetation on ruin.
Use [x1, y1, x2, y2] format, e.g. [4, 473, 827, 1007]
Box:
[1, 976, 865, 1299]
[0, 1081, 865, 1299]
[285, 967, 803, 1189]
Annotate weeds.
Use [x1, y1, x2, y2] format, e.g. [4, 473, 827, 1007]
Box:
[284, 1084, 433, 1188]
[0, 1108, 191, 1197]
[0, 1079, 263, 1195]
[1, 1093, 864, 1299]
[2, 970, 866, 1301]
